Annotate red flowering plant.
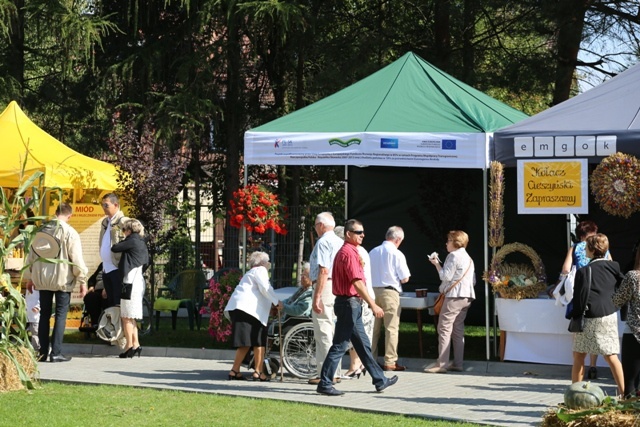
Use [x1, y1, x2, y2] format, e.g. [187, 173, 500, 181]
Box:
[200, 269, 243, 342]
[228, 184, 287, 235]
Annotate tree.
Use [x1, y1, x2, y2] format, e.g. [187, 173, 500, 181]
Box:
[106, 108, 189, 245]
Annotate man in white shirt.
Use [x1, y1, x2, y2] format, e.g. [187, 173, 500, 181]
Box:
[308, 212, 345, 384]
[99, 193, 129, 307]
[370, 226, 411, 371]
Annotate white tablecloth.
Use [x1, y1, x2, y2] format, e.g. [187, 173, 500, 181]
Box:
[400, 292, 439, 314]
[496, 297, 624, 366]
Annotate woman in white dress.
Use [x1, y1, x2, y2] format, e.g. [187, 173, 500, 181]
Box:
[111, 219, 149, 358]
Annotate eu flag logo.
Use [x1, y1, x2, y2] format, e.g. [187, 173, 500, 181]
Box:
[442, 140, 456, 150]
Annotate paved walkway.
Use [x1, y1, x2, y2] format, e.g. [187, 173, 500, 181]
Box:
[37, 344, 619, 427]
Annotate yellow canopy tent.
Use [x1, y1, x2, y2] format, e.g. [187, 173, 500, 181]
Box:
[0, 101, 118, 190]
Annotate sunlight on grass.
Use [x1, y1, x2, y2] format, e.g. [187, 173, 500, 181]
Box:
[3, 382, 486, 427]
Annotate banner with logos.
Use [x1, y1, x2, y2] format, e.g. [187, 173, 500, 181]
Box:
[517, 159, 588, 214]
[244, 132, 488, 169]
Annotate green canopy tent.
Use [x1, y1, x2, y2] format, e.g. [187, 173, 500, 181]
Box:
[244, 52, 528, 359]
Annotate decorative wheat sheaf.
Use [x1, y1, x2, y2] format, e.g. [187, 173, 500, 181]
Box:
[488, 161, 505, 248]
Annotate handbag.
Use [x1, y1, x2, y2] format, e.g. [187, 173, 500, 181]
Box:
[432, 293, 445, 316]
[568, 265, 591, 333]
[430, 259, 473, 316]
[121, 268, 140, 300]
[121, 282, 133, 300]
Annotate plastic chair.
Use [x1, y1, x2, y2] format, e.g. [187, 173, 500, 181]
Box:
[154, 269, 207, 331]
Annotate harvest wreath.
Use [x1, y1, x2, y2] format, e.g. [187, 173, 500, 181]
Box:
[483, 242, 547, 300]
[590, 152, 640, 219]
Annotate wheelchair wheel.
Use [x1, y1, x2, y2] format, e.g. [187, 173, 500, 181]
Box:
[248, 356, 281, 379]
[282, 322, 316, 379]
[137, 296, 152, 336]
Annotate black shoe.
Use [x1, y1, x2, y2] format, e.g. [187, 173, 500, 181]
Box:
[50, 354, 72, 363]
[131, 347, 142, 358]
[376, 375, 398, 392]
[317, 386, 344, 396]
[119, 348, 134, 359]
[587, 367, 598, 379]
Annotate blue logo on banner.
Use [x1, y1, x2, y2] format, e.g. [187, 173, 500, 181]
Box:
[381, 138, 399, 149]
[442, 139, 457, 150]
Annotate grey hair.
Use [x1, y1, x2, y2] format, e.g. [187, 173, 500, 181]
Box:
[315, 212, 335, 228]
[334, 225, 345, 240]
[249, 251, 270, 267]
[123, 219, 145, 237]
[385, 226, 404, 241]
[301, 261, 310, 273]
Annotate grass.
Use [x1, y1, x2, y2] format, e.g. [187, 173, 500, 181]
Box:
[3, 382, 487, 427]
[65, 316, 494, 361]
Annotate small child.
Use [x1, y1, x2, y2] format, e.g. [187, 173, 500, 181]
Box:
[25, 288, 41, 352]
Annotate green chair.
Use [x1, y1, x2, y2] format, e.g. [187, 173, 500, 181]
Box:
[154, 269, 208, 331]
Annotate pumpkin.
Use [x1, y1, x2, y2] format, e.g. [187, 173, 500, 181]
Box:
[564, 381, 606, 409]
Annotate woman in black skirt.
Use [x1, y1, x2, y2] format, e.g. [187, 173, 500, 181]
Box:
[224, 251, 281, 381]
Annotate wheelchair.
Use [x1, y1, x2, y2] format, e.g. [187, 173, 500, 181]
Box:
[247, 315, 317, 379]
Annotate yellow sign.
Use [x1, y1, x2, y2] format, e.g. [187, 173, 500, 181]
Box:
[517, 159, 588, 214]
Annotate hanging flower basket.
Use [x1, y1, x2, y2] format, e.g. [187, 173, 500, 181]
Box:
[228, 184, 287, 235]
[590, 152, 640, 218]
[483, 243, 547, 300]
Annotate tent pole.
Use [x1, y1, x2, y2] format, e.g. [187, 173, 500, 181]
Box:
[242, 168, 248, 273]
[483, 133, 492, 361]
[344, 166, 348, 220]
[483, 164, 490, 361]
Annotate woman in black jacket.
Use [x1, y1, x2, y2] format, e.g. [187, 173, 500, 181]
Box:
[111, 219, 149, 358]
[571, 233, 624, 396]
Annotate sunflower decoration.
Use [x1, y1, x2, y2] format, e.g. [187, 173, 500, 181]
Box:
[590, 152, 640, 218]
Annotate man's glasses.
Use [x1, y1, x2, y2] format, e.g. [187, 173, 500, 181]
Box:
[350, 230, 365, 235]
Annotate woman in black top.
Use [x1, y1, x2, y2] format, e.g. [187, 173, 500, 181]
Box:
[111, 219, 149, 358]
[570, 233, 624, 396]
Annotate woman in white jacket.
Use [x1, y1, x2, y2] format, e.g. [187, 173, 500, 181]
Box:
[225, 251, 280, 381]
[425, 230, 475, 374]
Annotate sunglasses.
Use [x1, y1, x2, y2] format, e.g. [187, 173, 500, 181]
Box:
[349, 230, 365, 235]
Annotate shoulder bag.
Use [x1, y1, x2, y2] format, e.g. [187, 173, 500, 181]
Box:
[431, 259, 473, 316]
[568, 265, 591, 333]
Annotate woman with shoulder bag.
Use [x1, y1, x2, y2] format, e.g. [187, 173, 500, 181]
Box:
[570, 233, 624, 396]
[560, 220, 611, 378]
[424, 230, 475, 374]
[111, 219, 149, 359]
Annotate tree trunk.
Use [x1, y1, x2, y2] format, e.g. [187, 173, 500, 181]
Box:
[8, 0, 24, 101]
[461, 0, 476, 83]
[433, 0, 451, 70]
[552, 0, 589, 105]
[222, 4, 243, 269]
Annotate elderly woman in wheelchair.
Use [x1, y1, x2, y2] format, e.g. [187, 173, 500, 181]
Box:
[269, 262, 312, 333]
[262, 262, 319, 379]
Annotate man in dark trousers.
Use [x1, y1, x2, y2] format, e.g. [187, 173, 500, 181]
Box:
[316, 219, 398, 396]
[25, 203, 88, 362]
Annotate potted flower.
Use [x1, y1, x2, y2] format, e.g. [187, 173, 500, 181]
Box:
[199, 269, 243, 343]
[228, 185, 287, 235]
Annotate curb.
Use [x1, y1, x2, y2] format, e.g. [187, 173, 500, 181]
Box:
[62, 343, 580, 380]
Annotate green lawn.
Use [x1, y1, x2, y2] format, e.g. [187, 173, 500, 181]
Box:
[65, 316, 493, 361]
[3, 382, 487, 427]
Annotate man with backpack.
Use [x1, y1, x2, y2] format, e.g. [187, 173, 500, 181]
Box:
[25, 203, 88, 362]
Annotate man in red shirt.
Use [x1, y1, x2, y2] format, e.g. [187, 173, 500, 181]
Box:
[316, 219, 399, 396]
